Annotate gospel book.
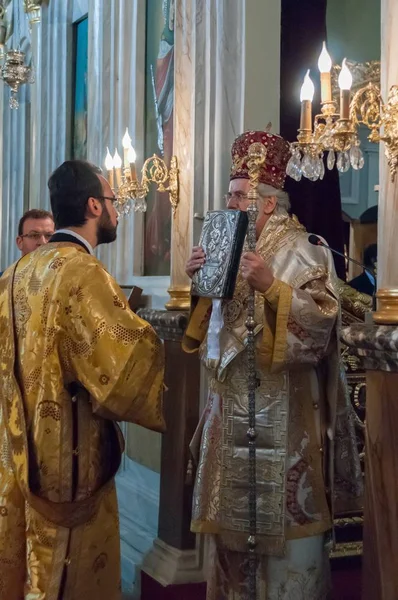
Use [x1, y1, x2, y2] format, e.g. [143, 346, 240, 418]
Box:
[191, 209, 248, 299]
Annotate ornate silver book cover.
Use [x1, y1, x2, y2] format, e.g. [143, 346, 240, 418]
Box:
[191, 209, 248, 299]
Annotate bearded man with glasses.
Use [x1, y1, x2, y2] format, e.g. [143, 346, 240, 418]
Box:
[0, 159, 165, 599]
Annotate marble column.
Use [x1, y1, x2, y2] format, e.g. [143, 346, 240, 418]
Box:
[340, 5, 398, 593]
[28, 0, 73, 211]
[166, 0, 245, 310]
[374, 0, 398, 322]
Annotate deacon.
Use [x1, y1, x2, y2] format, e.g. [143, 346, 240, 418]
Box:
[0, 160, 165, 599]
[184, 130, 362, 599]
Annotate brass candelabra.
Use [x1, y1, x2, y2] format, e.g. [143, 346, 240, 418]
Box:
[287, 46, 398, 182]
[105, 129, 179, 216]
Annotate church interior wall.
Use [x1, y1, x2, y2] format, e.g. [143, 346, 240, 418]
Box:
[327, 0, 381, 221]
[0, 0, 287, 596]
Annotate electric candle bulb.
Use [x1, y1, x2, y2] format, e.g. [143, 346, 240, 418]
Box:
[339, 59, 353, 119]
[338, 59, 353, 90]
[105, 147, 114, 170]
[300, 70, 314, 131]
[113, 149, 122, 168]
[300, 70, 315, 102]
[318, 42, 332, 73]
[122, 128, 132, 148]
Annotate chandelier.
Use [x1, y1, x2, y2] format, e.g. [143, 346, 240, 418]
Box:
[0, 0, 41, 109]
[0, 48, 34, 108]
[105, 128, 179, 216]
[286, 43, 398, 183]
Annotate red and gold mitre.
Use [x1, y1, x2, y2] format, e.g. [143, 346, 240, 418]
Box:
[230, 130, 291, 190]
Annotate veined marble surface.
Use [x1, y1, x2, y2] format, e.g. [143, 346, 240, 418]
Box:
[116, 456, 160, 597]
[378, 0, 398, 289]
[341, 323, 398, 371]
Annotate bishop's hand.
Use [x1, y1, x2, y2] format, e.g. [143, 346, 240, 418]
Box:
[186, 246, 206, 279]
[241, 252, 274, 293]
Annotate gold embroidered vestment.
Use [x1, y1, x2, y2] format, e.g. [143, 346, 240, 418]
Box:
[183, 212, 363, 557]
[0, 242, 164, 599]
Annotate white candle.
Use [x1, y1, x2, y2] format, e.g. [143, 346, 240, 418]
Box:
[299, 70, 315, 130]
[127, 146, 137, 181]
[338, 58, 353, 119]
[122, 128, 132, 168]
[113, 149, 122, 186]
[105, 147, 114, 188]
[318, 42, 333, 103]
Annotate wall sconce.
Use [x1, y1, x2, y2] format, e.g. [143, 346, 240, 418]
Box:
[105, 128, 179, 216]
[286, 44, 398, 183]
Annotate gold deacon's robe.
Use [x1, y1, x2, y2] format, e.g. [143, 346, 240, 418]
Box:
[183, 212, 363, 598]
[0, 242, 165, 600]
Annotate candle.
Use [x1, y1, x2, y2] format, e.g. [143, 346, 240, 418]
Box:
[113, 149, 122, 187]
[105, 147, 114, 188]
[299, 70, 315, 130]
[318, 42, 332, 103]
[338, 58, 353, 119]
[122, 128, 132, 168]
[127, 146, 137, 181]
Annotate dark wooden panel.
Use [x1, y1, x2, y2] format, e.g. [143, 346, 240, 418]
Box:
[158, 339, 201, 550]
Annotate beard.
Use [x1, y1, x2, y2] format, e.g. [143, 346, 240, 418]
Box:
[97, 204, 117, 245]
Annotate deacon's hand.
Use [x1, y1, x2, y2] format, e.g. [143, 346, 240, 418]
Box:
[186, 246, 206, 279]
[241, 252, 274, 293]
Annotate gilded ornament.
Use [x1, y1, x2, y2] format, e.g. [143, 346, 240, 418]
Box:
[114, 153, 179, 216]
[0, 49, 34, 109]
[23, 0, 42, 25]
[287, 53, 398, 182]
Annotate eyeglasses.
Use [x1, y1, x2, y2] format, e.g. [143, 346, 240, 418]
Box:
[95, 195, 122, 216]
[96, 195, 118, 204]
[224, 192, 249, 207]
[20, 232, 53, 241]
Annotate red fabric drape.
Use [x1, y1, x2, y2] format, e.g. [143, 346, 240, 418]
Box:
[280, 0, 346, 280]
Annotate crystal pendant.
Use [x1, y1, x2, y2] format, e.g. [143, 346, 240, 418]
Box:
[138, 199, 147, 212]
[286, 153, 302, 182]
[9, 92, 19, 109]
[301, 154, 313, 180]
[327, 150, 335, 170]
[350, 145, 365, 170]
[336, 151, 350, 173]
[29, 65, 35, 84]
[319, 158, 325, 180]
[122, 201, 130, 216]
[302, 154, 320, 181]
[309, 158, 322, 182]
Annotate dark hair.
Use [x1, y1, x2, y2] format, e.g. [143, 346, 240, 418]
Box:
[47, 160, 103, 229]
[18, 209, 54, 236]
[364, 243, 377, 268]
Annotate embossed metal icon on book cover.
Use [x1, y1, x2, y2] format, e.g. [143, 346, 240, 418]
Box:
[191, 210, 248, 299]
